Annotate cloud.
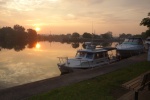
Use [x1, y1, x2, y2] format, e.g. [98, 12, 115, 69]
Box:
[121, 0, 150, 7]
[62, 14, 77, 21]
[0, 0, 150, 34]
[0, 1, 6, 5]
[62, 0, 104, 5]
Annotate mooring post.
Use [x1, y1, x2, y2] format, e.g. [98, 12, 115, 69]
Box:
[134, 92, 139, 100]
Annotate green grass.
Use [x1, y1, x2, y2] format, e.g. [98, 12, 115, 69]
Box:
[28, 61, 150, 100]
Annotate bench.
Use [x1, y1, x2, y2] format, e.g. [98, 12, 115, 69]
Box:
[122, 71, 150, 100]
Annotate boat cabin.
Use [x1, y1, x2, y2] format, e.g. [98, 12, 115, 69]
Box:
[145, 37, 150, 44]
[122, 38, 143, 45]
[75, 49, 109, 60]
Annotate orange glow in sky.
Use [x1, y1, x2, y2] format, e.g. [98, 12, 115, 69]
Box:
[0, 0, 150, 36]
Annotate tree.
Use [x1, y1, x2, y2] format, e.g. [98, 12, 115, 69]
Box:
[101, 31, 113, 39]
[27, 29, 37, 41]
[119, 33, 132, 39]
[13, 24, 25, 32]
[0, 26, 27, 51]
[140, 12, 150, 38]
[0, 27, 15, 42]
[141, 30, 150, 38]
[27, 29, 37, 37]
[27, 29, 37, 48]
[82, 32, 92, 38]
[140, 12, 150, 30]
[0, 25, 40, 51]
[119, 33, 126, 38]
[13, 25, 27, 44]
[72, 32, 80, 38]
[93, 34, 100, 39]
[126, 34, 132, 38]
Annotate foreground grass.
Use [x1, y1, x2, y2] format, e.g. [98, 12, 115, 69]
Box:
[29, 61, 150, 100]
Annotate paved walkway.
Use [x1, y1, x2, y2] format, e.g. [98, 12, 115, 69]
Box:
[0, 53, 148, 100]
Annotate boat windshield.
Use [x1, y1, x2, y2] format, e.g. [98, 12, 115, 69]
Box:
[86, 53, 94, 59]
[76, 51, 94, 59]
[146, 39, 150, 41]
[123, 38, 142, 45]
[124, 39, 129, 42]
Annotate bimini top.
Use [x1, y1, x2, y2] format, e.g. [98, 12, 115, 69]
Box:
[146, 37, 150, 40]
[79, 42, 117, 53]
[77, 48, 107, 53]
[121, 37, 144, 45]
[78, 47, 116, 53]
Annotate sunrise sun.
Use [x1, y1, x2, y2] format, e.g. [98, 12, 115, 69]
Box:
[35, 27, 41, 31]
[36, 43, 41, 49]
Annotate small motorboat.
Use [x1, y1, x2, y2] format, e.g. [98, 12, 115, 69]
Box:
[116, 37, 145, 58]
[145, 37, 150, 48]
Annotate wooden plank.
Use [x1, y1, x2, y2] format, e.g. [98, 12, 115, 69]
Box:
[122, 76, 141, 87]
[122, 71, 150, 92]
[129, 82, 141, 90]
[139, 71, 149, 76]
[141, 72, 150, 85]
[123, 78, 141, 88]
[133, 85, 144, 91]
[123, 71, 150, 86]
[144, 81, 150, 86]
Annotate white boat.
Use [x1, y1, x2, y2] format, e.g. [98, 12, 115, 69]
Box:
[145, 37, 150, 44]
[145, 37, 150, 49]
[116, 37, 145, 58]
[57, 42, 117, 74]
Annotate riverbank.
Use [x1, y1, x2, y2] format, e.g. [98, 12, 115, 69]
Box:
[0, 53, 148, 100]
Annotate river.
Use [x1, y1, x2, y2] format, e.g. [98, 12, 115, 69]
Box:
[0, 41, 118, 89]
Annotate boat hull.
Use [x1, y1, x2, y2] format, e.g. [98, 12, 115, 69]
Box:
[117, 49, 144, 58]
[116, 37, 145, 58]
[57, 64, 73, 75]
[57, 58, 110, 74]
[57, 45, 118, 74]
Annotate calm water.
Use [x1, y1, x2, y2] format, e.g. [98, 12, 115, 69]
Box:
[0, 41, 118, 89]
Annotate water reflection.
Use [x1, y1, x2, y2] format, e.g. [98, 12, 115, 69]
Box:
[100, 42, 112, 47]
[71, 42, 79, 48]
[0, 42, 63, 89]
[0, 40, 117, 52]
[0, 39, 38, 51]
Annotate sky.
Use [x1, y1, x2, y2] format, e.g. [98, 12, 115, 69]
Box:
[0, 0, 150, 36]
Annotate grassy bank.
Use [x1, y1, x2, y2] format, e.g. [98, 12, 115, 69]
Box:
[29, 61, 150, 100]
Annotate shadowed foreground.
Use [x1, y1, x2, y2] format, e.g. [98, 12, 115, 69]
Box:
[0, 53, 148, 100]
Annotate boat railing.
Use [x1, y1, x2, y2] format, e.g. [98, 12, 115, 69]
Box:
[109, 54, 116, 59]
[57, 56, 112, 68]
[57, 57, 68, 65]
[57, 57, 92, 67]
[79, 57, 109, 68]
[70, 59, 92, 68]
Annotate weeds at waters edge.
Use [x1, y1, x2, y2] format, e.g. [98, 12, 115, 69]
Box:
[29, 61, 150, 100]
